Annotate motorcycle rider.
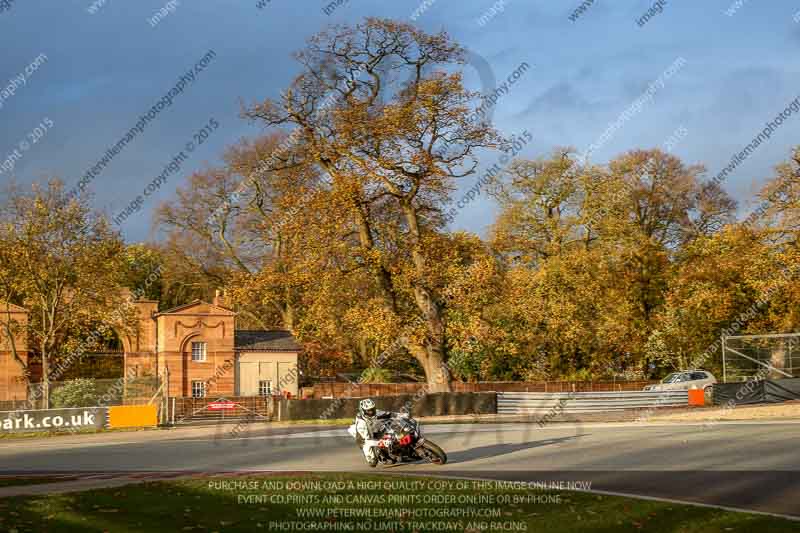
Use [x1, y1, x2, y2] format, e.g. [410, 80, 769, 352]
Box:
[350, 398, 404, 467]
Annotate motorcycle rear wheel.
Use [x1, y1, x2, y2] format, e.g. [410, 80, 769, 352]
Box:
[419, 441, 447, 465]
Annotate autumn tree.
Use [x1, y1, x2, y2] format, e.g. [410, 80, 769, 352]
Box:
[121, 243, 165, 303]
[758, 146, 800, 247]
[728, 147, 800, 334]
[646, 226, 774, 374]
[490, 149, 584, 265]
[487, 148, 738, 379]
[0, 181, 129, 405]
[157, 133, 327, 330]
[586, 149, 735, 371]
[243, 18, 501, 390]
[154, 18, 798, 385]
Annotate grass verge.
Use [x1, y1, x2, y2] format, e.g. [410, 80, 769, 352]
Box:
[1, 473, 796, 532]
[0, 426, 158, 440]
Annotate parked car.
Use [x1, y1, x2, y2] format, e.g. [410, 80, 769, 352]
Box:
[644, 370, 717, 392]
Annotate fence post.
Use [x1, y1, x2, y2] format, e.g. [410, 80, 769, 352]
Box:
[163, 365, 170, 425]
[722, 335, 727, 383]
[123, 351, 127, 401]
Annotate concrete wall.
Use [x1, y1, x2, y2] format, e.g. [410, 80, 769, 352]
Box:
[276, 392, 497, 421]
[309, 381, 658, 398]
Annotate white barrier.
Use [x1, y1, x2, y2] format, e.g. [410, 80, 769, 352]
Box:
[497, 390, 689, 414]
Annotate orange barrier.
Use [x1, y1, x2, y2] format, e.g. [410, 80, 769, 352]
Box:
[108, 405, 158, 429]
[688, 389, 705, 407]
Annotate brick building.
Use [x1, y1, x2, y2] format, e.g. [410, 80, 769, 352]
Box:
[0, 302, 29, 402]
[0, 297, 300, 402]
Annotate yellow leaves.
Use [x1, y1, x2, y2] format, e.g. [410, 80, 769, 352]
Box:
[0, 180, 132, 394]
[341, 303, 399, 348]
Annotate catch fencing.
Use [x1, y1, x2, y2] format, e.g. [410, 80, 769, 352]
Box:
[26, 376, 161, 407]
[497, 390, 690, 414]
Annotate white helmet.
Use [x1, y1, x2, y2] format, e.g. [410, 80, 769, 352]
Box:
[359, 398, 377, 419]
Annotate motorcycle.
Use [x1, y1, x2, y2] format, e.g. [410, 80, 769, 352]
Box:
[349, 414, 447, 466]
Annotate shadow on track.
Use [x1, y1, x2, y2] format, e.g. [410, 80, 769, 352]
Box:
[445, 434, 586, 464]
[377, 435, 587, 468]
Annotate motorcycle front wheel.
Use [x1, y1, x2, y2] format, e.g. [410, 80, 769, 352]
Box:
[419, 440, 447, 465]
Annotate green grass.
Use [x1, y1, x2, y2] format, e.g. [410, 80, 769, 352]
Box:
[1, 473, 796, 532]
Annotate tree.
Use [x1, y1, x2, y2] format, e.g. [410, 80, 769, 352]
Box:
[647, 227, 772, 375]
[121, 243, 165, 302]
[758, 146, 800, 247]
[486, 148, 738, 379]
[0, 180, 130, 406]
[243, 18, 501, 390]
[490, 149, 584, 265]
[157, 134, 327, 329]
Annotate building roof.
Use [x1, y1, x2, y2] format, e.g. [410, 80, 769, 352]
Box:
[155, 300, 236, 317]
[0, 301, 28, 313]
[235, 330, 301, 352]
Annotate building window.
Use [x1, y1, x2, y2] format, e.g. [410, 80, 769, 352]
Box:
[259, 380, 272, 396]
[191, 380, 206, 398]
[191, 342, 207, 362]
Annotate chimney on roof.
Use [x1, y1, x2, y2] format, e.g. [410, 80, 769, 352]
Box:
[213, 289, 224, 307]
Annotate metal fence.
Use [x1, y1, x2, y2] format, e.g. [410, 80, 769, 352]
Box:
[723, 333, 799, 382]
[497, 390, 690, 414]
[170, 396, 273, 424]
[26, 376, 161, 408]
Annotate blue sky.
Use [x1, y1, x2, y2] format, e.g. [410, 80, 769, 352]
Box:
[1, 0, 799, 242]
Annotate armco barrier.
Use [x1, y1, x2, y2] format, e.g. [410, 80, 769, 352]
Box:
[108, 405, 158, 429]
[497, 390, 689, 414]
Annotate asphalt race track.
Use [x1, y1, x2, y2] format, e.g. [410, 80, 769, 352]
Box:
[0, 421, 798, 518]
